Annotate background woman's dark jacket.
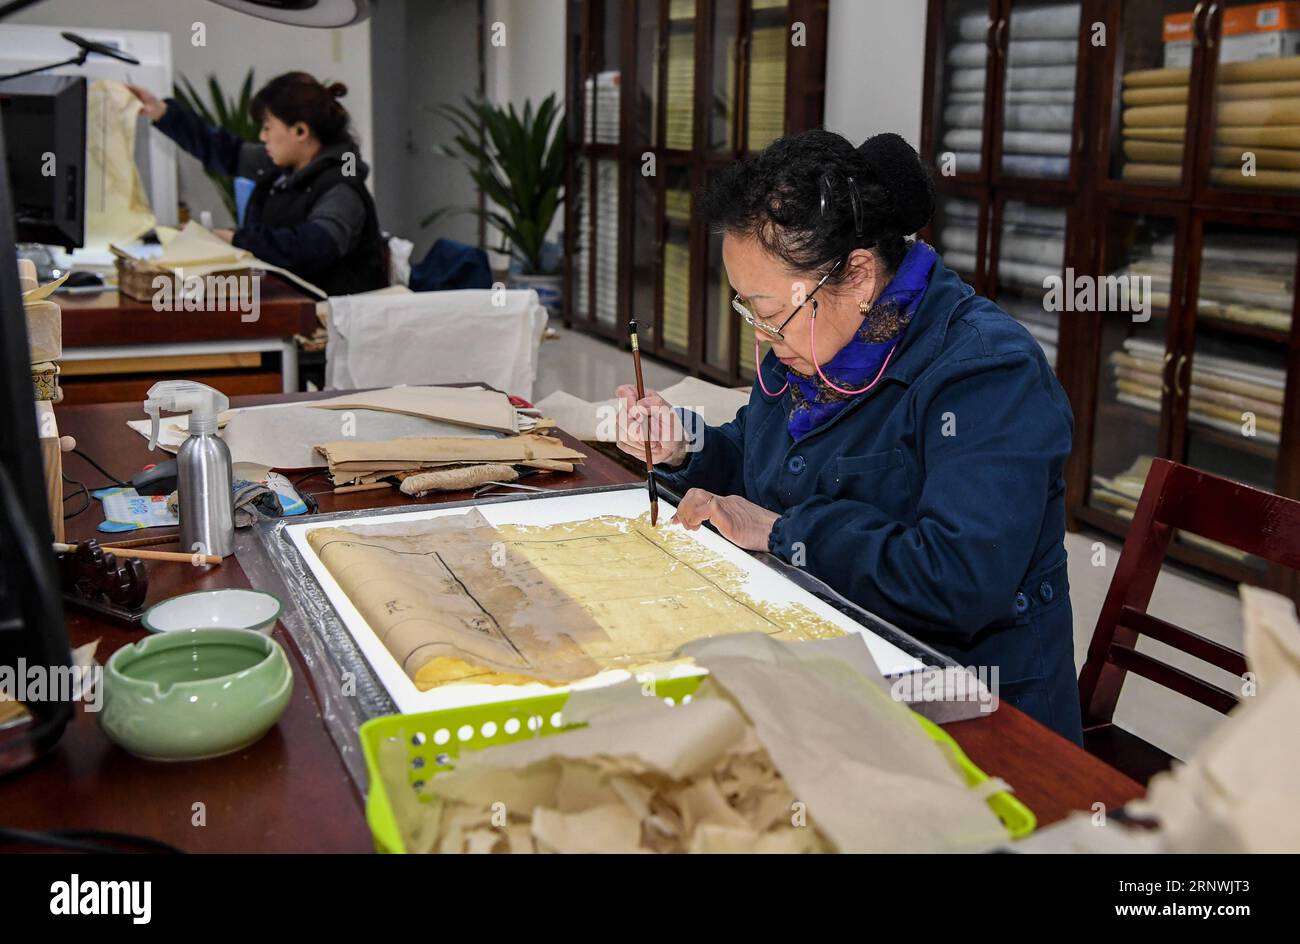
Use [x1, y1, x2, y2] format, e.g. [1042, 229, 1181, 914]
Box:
[659, 262, 1083, 744]
[153, 99, 387, 296]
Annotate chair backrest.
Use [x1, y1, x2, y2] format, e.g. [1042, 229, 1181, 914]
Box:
[1078, 458, 1300, 728]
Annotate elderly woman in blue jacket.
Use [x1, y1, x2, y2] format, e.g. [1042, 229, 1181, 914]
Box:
[617, 130, 1082, 745]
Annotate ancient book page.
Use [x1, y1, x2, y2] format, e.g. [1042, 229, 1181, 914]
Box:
[306, 510, 844, 690]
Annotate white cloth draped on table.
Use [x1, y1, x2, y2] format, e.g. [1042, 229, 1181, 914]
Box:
[325, 288, 549, 399]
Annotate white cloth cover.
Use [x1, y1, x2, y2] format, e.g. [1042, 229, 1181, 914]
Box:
[325, 288, 548, 399]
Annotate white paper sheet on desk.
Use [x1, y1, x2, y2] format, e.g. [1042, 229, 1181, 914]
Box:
[283, 488, 924, 716]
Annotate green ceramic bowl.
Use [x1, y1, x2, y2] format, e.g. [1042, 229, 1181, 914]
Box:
[101, 628, 293, 761]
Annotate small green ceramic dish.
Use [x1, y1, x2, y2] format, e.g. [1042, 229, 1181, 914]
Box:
[101, 628, 293, 761]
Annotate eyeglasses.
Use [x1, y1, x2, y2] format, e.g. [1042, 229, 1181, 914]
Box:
[731, 257, 845, 342]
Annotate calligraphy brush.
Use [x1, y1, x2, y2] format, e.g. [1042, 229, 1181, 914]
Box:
[628, 319, 660, 526]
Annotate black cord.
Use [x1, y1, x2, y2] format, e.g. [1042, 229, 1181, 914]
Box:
[292, 469, 329, 488]
[0, 826, 184, 854]
[61, 472, 90, 519]
[72, 448, 128, 487]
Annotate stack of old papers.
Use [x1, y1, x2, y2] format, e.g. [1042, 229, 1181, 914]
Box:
[111, 221, 327, 299]
[309, 387, 580, 485]
[377, 634, 1012, 854]
[316, 433, 585, 486]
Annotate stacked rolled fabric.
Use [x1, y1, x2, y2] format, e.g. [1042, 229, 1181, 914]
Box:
[594, 161, 619, 327]
[941, 2, 1080, 177]
[665, 3, 695, 150]
[583, 71, 621, 145]
[1163, 231, 1295, 332]
[1117, 231, 1295, 332]
[1123, 56, 1300, 187]
[572, 161, 591, 318]
[1110, 337, 1285, 445]
[995, 202, 1067, 367]
[935, 197, 980, 278]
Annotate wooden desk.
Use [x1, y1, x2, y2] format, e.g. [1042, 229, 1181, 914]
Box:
[54, 280, 318, 406]
[0, 392, 1144, 851]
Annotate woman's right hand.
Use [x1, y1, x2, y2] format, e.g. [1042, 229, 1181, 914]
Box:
[126, 84, 167, 121]
[615, 385, 688, 469]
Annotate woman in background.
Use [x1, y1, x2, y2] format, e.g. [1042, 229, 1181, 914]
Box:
[128, 72, 387, 296]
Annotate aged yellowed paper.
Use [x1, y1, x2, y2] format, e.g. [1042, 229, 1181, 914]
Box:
[305, 510, 844, 689]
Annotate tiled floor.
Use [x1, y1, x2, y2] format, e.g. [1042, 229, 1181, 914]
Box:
[540, 327, 1243, 761]
[536, 325, 688, 404]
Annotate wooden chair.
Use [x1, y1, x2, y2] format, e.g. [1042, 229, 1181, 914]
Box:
[1077, 458, 1300, 784]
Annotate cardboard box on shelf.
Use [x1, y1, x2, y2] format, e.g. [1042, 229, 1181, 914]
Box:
[1164, 2, 1300, 66]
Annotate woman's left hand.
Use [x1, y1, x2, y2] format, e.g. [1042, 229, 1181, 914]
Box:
[212, 228, 235, 243]
[671, 488, 779, 551]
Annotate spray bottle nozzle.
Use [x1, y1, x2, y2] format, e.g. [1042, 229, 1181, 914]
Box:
[142, 381, 230, 450]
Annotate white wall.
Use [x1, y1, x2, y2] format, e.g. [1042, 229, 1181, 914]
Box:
[824, 0, 927, 149]
[9, 0, 373, 227]
[483, 0, 566, 110]
[368, 0, 482, 253]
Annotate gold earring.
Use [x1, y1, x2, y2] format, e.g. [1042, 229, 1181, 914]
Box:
[858, 300, 870, 315]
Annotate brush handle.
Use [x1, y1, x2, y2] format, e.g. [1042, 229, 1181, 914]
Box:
[629, 320, 659, 525]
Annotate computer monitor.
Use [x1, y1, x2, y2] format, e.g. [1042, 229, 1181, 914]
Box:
[0, 74, 85, 251]
[0, 111, 74, 773]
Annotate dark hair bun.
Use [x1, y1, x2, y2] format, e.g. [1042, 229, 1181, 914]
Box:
[327, 81, 348, 99]
[857, 133, 934, 235]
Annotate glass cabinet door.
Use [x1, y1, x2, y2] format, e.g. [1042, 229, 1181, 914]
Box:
[932, 0, 996, 179]
[634, 0, 660, 146]
[584, 0, 624, 145]
[745, 0, 788, 152]
[931, 195, 985, 286]
[992, 200, 1068, 371]
[710, 0, 740, 151]
[705, 169, 736, 374]
[665, 0, 697, 150]
[1200, 1, 1300, 198]
[1085, 211, 1181, 520]
[1173, 221, 1295, 570]
[997, 1, 1083, 180]
[1107, 1, 1202, 190]
[630, 171, 659, 346]
[661, 167, 693, 355]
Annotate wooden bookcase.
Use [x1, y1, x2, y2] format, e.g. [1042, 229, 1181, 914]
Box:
[562, 0, 828, 385]
[921, 0, 1300, 596]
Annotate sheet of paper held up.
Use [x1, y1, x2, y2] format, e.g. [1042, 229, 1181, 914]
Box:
[286, 488, 923, 715]
[86, 80, 156, 247]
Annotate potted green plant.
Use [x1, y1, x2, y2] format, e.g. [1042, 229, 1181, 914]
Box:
[425, 94, 566, 313]
[173, 69, 259, 223]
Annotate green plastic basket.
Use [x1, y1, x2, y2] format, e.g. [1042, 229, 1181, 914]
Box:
[359, 676, 1036, 853]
